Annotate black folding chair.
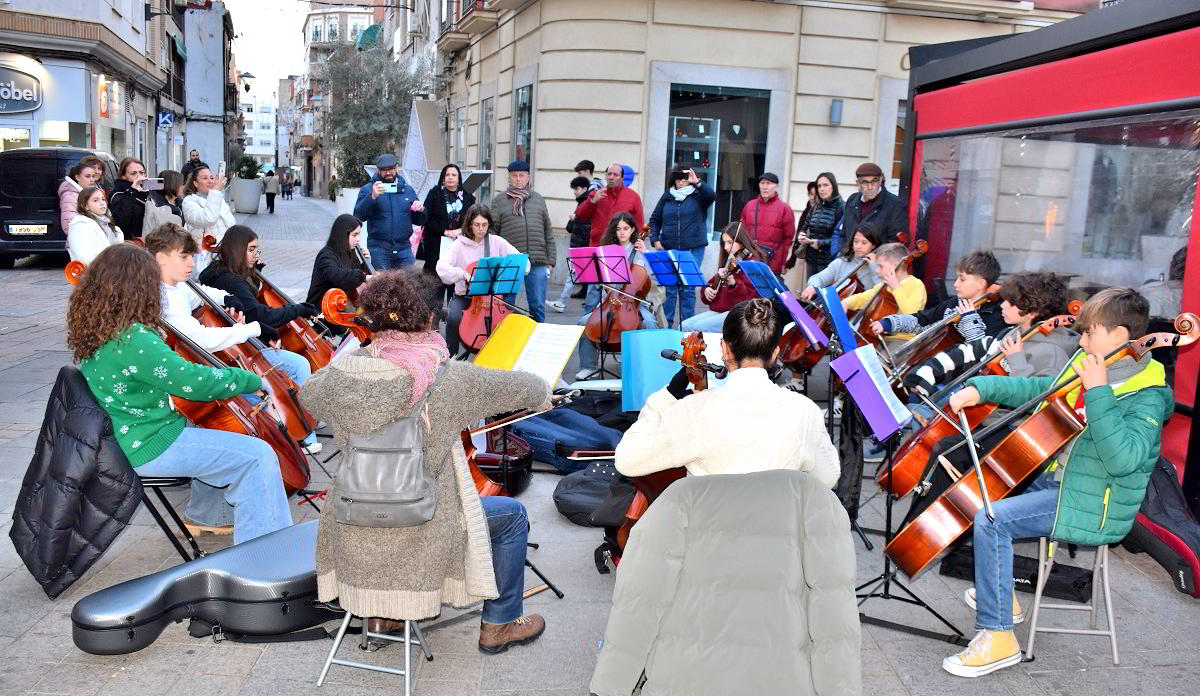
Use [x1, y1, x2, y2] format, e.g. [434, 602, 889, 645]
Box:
[138, 477, 203, 562]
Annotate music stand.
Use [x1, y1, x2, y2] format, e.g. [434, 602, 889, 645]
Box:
[568, 245, 634, 380]
[644, 250, 706, 328]
[464, 254, 528, 352]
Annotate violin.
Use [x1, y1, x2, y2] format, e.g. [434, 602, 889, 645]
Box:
[320, 288, 374, 344]
[779, 275, 862, 375]
[614, 332, 722, 551]
[203, 234, 334, 372]
[889, 289, 1003, 379]
[350, 244, 374, 303]
[854, 240, 929, 348]
[161, 320, 312, 497]
[583, 250, 653, 352]
[877, 304, 1081, 499]
[707, 247, 748, 292]
[885, 312, 1200, 578]
[185, 281, 319, 444]
[458, 260, 520, 354]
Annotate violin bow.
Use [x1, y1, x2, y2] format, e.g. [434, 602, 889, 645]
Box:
[465, 389, 582, 438]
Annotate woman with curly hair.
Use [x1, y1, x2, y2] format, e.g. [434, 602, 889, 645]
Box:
[299, 269, 553, 654]
[67, 243, 292, 544]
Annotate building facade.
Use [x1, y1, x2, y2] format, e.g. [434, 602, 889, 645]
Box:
[397, 0, 1086, 279]
[183, 1, 237, 172]
[240, 88, 277, 170]
[0, 0, 186, 168]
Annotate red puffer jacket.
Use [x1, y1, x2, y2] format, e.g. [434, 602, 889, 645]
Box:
[703, 266, 759, 313]
[739, 196, 795, 274]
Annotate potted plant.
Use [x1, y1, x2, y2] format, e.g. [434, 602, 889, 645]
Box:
[229, 156, 264, 214]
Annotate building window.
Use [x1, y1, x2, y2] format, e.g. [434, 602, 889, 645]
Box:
[244, 105, 253, 113]
[259, 139, 273, 147]
[453, 107, 467, 166]
[513, 85, 533, 165]
[311, 20, 322, 43]
[479, 97, 494, 201]
[350, 16, 368, 41]
[327, 18, 339, 42]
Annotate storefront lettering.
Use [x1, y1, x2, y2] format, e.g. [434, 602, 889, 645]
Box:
[0, 67, 42, 113]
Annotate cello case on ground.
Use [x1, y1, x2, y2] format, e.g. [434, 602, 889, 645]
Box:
[71, 521, 338, 655]
[1121, 457, 1200, 598]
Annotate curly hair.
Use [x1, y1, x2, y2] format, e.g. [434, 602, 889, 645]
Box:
[999, 272, 1067, 323]
[600, 211, 640, 246]
[66, 244, 163, 361]
[358, 270, 437, 333]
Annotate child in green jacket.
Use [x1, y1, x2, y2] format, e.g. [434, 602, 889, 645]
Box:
[67, 244, 293, 545]
[940, 287, 1173, 678]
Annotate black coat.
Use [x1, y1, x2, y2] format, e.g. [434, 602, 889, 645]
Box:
[199, 263, 309, 329]
[566, 193, 592, 248]
[416, 186, 475, 264]
[306, 246, 365, 307]
[109, 179, 149, 241]
[841, 188, 907, 250]
[9, 367, 142, 599]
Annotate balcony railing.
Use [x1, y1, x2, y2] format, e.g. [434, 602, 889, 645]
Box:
[458, 0, 499, 34]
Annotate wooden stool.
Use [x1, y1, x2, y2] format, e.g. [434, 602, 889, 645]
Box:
[1024, 538, 1118, 665]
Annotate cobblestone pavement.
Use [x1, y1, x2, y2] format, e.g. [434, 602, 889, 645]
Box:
[0, 194, 1197, 695]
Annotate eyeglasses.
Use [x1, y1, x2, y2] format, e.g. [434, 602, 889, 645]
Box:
[856, 177, 882, 186]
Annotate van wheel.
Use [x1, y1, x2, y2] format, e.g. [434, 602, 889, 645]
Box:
[0, 254, 16, 270]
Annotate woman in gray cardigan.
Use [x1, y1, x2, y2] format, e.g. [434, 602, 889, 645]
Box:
[299, 270, 552, 654]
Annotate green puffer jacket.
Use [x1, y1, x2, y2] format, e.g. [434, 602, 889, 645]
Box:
[969, 350, 1173, 546]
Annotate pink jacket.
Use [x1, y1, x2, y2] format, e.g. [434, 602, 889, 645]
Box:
[58, 178, 82, 231]
[739, 195, 796, 274]
[435, 233, 524, 296]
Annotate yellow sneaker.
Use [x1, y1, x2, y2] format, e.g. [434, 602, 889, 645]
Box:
[963, 587, 1025, 624]
[942, 630, 1021, 678]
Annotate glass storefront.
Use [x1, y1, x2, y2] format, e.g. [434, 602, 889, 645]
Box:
[0, 126, 31, 152]
[916, 109, 1199, 313]
[667, 84, 770, 237]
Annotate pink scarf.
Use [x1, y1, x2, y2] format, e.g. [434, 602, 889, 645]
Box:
[505, 184, 531, 216]
[368, 329, 450, 407]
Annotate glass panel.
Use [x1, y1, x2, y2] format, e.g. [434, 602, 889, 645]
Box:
[513, 85, 533, 166]
[311, 21, 322, 42]
[479, 97, 494, 201]
[916, 109, 1199, 315]
[668, 84, 770, 238]
[0, 127, 31, 152]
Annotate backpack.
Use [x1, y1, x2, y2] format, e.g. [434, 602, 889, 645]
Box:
[142, 197, 183, 237]
[333, 366, 445, 527]
[1121, 457, 1200, 597]
[552, 459, 633, 528]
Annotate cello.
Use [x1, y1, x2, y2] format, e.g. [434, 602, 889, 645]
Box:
[460, 390, 580, 496]
[877, 305, 1081, 498]
[321, 288, 374, 344]
[613, 332, 724, 551]
[884, 312, 1200, 579]
[203, 234, 334, 371]
[583, 248, 653, 353]
[457, 259, 523, 354]
[888, 289, 1003, 380]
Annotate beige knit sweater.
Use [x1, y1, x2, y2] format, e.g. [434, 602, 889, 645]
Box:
[299, 352, 550, 620]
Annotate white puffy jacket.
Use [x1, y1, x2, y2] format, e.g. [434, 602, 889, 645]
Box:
[66, 215, 120, 264]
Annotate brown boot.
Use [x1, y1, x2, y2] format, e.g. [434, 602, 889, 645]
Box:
[478, 614, 546, 654]
[366, 618, 405, 635]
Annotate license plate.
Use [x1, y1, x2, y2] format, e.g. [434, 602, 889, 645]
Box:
[8, 224, 47, 236]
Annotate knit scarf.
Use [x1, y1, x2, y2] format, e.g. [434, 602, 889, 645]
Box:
[505, 184, 531, 216]
[367, 329, 450, 406]
[669, 185, 695, 202]
[444, 187, 464, 222]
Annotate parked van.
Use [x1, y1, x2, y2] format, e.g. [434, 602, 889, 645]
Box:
[0, 147, 118, 268]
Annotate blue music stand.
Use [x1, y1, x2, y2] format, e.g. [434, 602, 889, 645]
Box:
[467, 254, 528, 297]
[643, 250, 706, 288]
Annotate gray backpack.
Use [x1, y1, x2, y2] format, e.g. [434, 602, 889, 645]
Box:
[333, 366, 446, 527]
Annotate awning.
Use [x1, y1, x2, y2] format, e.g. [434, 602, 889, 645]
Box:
[172, 34, 187, 59]
[356, 23, 382, 50]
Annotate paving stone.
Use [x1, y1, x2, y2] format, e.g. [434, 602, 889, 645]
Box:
[27, 661, 107, 695]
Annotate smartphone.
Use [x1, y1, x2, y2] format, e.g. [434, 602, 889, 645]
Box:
[142, 178, 165, 191]
[217, 160, 226, 178]
[381, 182, 398, 194]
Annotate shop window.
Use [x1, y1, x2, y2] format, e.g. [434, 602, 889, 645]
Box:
[479, 97, 494, 201]
[0, 127, 31, 153]
[916, 109, 1199, 309]
[668, 84, 770, 237]
[513, 85, 533, 165]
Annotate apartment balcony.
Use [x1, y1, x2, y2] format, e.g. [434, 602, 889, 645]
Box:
[436, 27, 470, 53]
[488, 0, 523, 10]
[458, 0, 499, 34]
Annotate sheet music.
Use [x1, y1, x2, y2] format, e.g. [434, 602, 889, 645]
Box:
[512, 323, 586, 387]
[831, 346, 911, 440]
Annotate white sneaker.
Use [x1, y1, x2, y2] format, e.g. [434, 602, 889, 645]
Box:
[301, 441, 323, 455]
[548, 300, 566, 313]
[575, 367, 595, 381]
[963, 587, 1025, 624]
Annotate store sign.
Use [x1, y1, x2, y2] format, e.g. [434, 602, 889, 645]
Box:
[158, 111, 174, 129]
[0, 67, 42, 114]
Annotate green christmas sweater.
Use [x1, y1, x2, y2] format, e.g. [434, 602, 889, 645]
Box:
[79, 323, 262, 466]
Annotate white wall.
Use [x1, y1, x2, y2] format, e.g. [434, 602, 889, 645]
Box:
[183, 2, 227, 164]
[6, 0, 147, 55]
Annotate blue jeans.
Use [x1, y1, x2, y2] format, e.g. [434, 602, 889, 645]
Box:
[575, 301, 657, 371]
[973, 473, 1060, 631]
[555, 275, 575, 304]
[663, 247, 705, 328]
[680, 309, 728, 333]
[480, 495, 529, 624]
[504, 265, 549, 323]
[368, 243, 414, 271]
[137, 426, 293, 545]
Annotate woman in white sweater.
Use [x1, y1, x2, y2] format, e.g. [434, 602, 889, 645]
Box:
[615, 297, 840, 487]
[182, 165, 235, 274]
[66, 186, 122, 264]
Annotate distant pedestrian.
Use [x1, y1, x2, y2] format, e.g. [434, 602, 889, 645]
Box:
[794, 172, 844, 280]
[181, 149, 207, 182]
[352, 154, 426, 270]
[573, 159, 604, 192]
[263, 170, 280, 214]
[59, 161, 99, 232]
[547, 175, 593, 312]
[417, 164, 475, 309]
[647, 166, 714, 327]
[575, 163, 645, 246]
[838, 162, 906, 256]
[738, 172, 794, 275]
[489, 160, 555, 322]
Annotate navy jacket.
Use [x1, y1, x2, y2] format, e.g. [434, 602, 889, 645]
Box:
[353, 174, 427, 251]
[648, 183, 715, 251]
